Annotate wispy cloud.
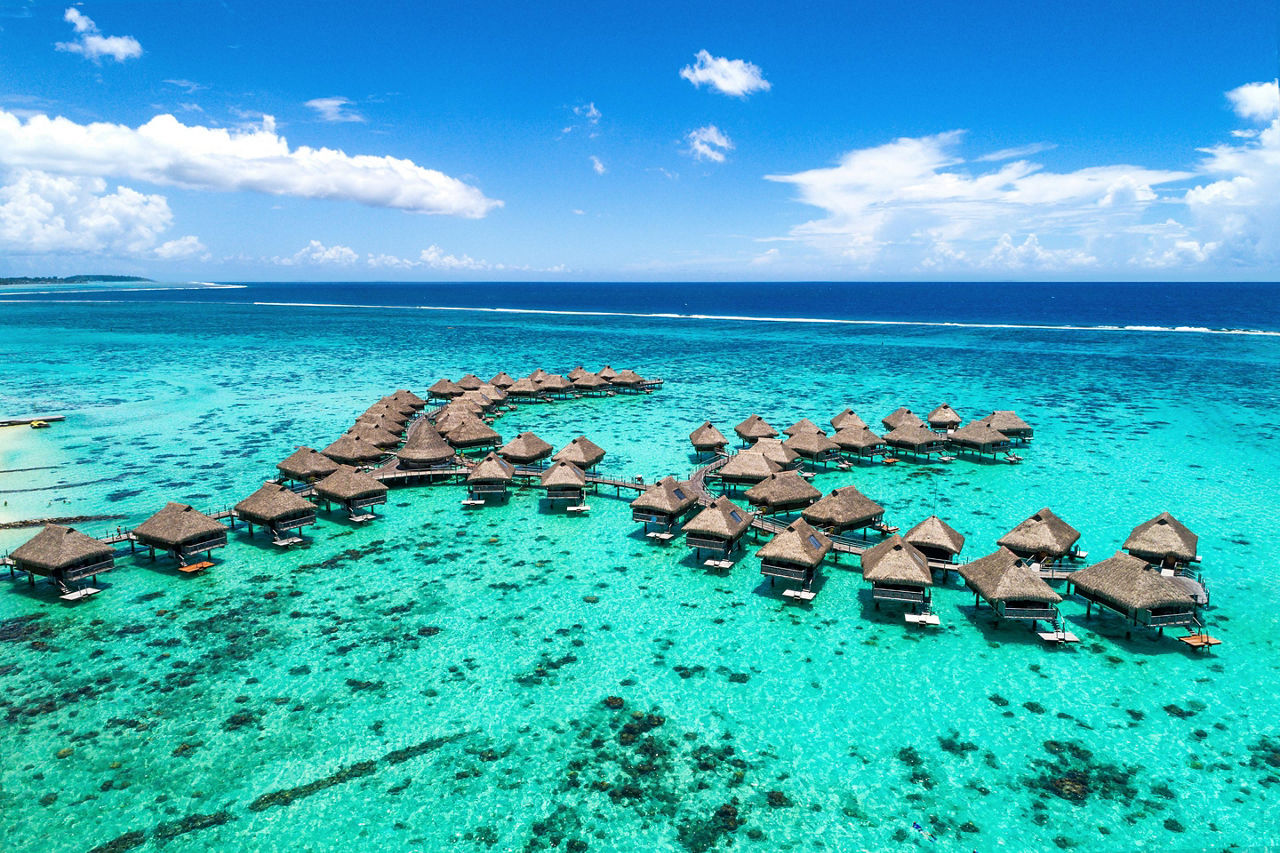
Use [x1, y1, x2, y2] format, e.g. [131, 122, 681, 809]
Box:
[574, 102, 601, 125]
[975, 142, 1057, 162]
[305, 96, 365, 123]
[679, 50, 770, 97]
[590, 155, 606, 175]
[163, 79, 206, 94]
[685, 125, 733, 162]
[368, 245, 491, 271]
[56, 8, 142, 63]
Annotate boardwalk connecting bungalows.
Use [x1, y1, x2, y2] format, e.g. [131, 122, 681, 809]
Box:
[10, 524, 115, 593]
[313, 465, 389, 521]
[960, 547, 1063, 626]
[683, 496, 754, 559]
[734, 414, 778, 445]
[277, 446, 339, 484]
[630, 476, 700, 534]
[861, 535, 934, 613]
[998, 508, 1083, 571]
[234, 483, 317, 545]
[689, 421, 729, 457]
[1123, 512, 1199, 570]
[758, 518, 831, 600]
[466, 453, 516, 503]
[1070, 552, 1199, 633]
[133, 502, 228, 565]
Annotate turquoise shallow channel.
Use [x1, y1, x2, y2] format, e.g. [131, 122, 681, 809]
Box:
[1, 293, 1279, 853]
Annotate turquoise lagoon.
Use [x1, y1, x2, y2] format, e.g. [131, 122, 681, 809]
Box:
[1, 288, 1278, 852]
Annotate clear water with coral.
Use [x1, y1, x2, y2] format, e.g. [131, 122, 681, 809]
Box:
[1, 282, 1278, 852]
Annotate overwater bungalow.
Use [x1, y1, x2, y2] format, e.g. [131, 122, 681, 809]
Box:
[830, 408, 868, 432]
[396, 423, 456, 470]
[10, 524, 115, 591]
[752, 438, 800, 468]
[883, 423, 948, 459]
[861, 536, 933, 611]
[479, 383, 508, 403]
[975, 410, 1033, 442]
[490, 371, 516, 389]
[903, 515, 966, 568]
[927, 404, 962, 431]
[445, 416, 502, 452]
[572, 372, 609, 395]
[507, 377, 542, 398]
[234, 483, 316, 545]
[322, 432, 384, 467]
[499, 431, 554, 466]
[133, 502, 228, 564]
[683, 496, 754, 558]
[734, 414, 778, 445]
[610, 369, 646, 392]
[959, 547, 1063, 624]
[528, 368, 550, 383]
[783, 418, 823, 436]
[427, 378, 465, 400]
[540, 460, 588, 505]
[597, 365, 619, 381]
[539, 373, 573, 397]
[277, 446, 339, 484]
[363, 404, 410, 427]
[466, 452, 515, 502]
[568, 366, 588, 381]
[349, 422, 401, 449]
[716, 449, 781, 486]
[630, 476, 700, 532]
[997, 508, 1083, 568]
[553, 436, 606, 470]
[947, 422, 1011, 459]
[783, 431, 839, 466]
[456, 373, 484, 391]
[433, 405, 477, 435]
[354, 414, 407, 438]
[313, 465, 388, 521]
[689, 421, 729, 457]
[1123, 512, 1199, 570]
[458, 390, 495, 411]
[1070, 551, 1199, 631]
[833, 426, 884, 461]
[757, 518, 831, 598]
[745, 471, 821, 515]
[882, 407, 925, 432]
[390, 389, 426, 410]
[801, 486, 885, 535]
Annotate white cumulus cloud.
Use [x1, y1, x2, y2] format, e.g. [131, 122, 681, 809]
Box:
[590, 155, 606, 175]
[56, 8, 142, 63]
[1226, 80, 1279, 123]
[154, 234, 207, 260]
[0, 109, 501, 217]
[277, 240, 359, 266]
[305, 96, 364, 123]
[685, 125, 733, 163]
[679, 50, 770, 97]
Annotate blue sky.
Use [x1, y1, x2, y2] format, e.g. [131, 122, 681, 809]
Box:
[1, 0, 1277, 280]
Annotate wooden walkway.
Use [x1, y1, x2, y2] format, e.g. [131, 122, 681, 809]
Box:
[0, 415, 66, 427]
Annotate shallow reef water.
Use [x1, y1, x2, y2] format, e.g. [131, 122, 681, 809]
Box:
[1, 292, 1278, 851]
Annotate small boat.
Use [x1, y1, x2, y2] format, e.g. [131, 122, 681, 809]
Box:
[29, 420, 50, 429]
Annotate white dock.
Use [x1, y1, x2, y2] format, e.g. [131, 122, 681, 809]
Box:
[646, 531, 675, 542]
[782, 588, 816, 602]
[59, 587, 100, 602]
[1038, 630, 1080, 644]
[272, 536, 303, 547]
[905, 613, 941, 626]
[567, 504, 590, 514]
[704, 558, 734, 570]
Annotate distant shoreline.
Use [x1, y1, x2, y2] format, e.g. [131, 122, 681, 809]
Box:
[0, 275, 154, 286]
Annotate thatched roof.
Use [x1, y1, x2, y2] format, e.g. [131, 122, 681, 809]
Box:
[801, 486, 883, 529]
[683, 496, 753, 540]
[830, 408, 868, 431]
[12, 524, 113, 572]
[757, 518, 831, 568]
[467, 452, 515, 484]
[390, 389, 426, 409]
[976, 410, 1033, 435]
[833, 426, 884, 451]
[783, 431, 838, 459]
[540, 460, 586, 488]
[528, 368, 550, 382]
[539, 373, 572, 392]
[500, 431, 554, 464]
[734, 414, 778, 441]
[433, 405, 473, 434]
[927, 404, 962, 429]
[597, 365, 618, 380]
[277, 446, 339, 481]
[717, 450, 782, 483]
[783, 418, 824, 437]
[427, 378, 464, 398]
[456, 373, 484, 391]
[1123, 512, 1198, 564]
[903, 515, 965, 556]
[572, 372, 607, 390]
[553, 436, 606, 468]
[446, 416, 502, 448]
[882, 407, 924, 431]
[960, 547, 1062, 605]
[631, 476, 699, 515]
[689, 421, 729, 450]
[478, 383, 508, 402]
[948, 422, 1008, 450]
[397, 423, 455, 466]
[611, 369, 646, 386]
[458, 389, 494, 407]
[1072, 551, 1196, 613]
[568, 366, 588, 380]
[753, 438, 799, 466]
[354, 414, 407, 437]
[133, 502, 226, 549]
[235, 483, 316, 525]
[322, 433, 384, 466]
[314, 465, 389, 503]
[884, 423, 944, 450]
[745, 471, 821, 511]
[365, 403, 410, 425]
[997, 508, 1081, 558]
[348, 423, 401, 449]
[490, 371, 516, 388]
[861, 536, 933, 586]
[507, 377, 542, 396]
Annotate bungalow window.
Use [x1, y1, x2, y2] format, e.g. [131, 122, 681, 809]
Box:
[729, 511, 742, 522]
[674, 488, 686, 500]
[807, 535, 822, 548]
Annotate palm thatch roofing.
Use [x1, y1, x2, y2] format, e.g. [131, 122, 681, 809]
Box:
[631, 476, 699, 516]
[568, 366, 588, 380]
[830, 408, 868, 431]
[439, 398, 484, 418]
[540, 460, 587, 488]
[903, 515, 965, 556]
[499, 431, 554, 464]
[833, 426, 884, 452]
[801, 486, 883, 529]
[133, 502, 227, 549]
[456, 373, 484, 391]
[539, 373, 573, 392]
[718, 450, 782, 483]
[458, 390, 495, 410]
[884, 423, 945, 451]
[314, 465, 389, 503]
[976, 410, 1033, 436]
[553, 436, 606, 468]
[479, 383, 508, 402]
[445, 416, 502, 448]
[927, 404, 962, 429]
[960, 547, 1062, 605]
[689, 421, 729, 451]
[234, 483, 316, 526]
[364, 403, 410, 425]
[348, 423, 401, 449]
[997, 508, 1081, 558]
[467, 452, 515, 484]
[745, 471, 821, 511]
[433, 405, 478, 434]
[390, 389, 426, 409]
[572, 372, 607, 390]
[354, 414, 407, 437]
[611, 369, 645, 386]
[783, 418, 823, 436]
[753, 438, 800, 466]
[948, 422, 1008, 450]
[757, 518, 831, 568]
[783, 431, 838, 459]
[396, 423, 455, 467]
[861, 536, 933, 586]
[1072, 551, 1196, 613]
[683, 496, 753, 541]
[882, 407, 925, 431]
[322, 433, 384, 466]
[507, 377, 542, 396]
[490, 371, 516, 388]
[12, 524, 114, 573]
[597, 365, 618, 380]
[528, 368, 550, 382]
[277, 446, 340, 481]
[428, 378, 464, 398]
[1123, 512, 1198, 564]
[734, 414, 778, 441]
